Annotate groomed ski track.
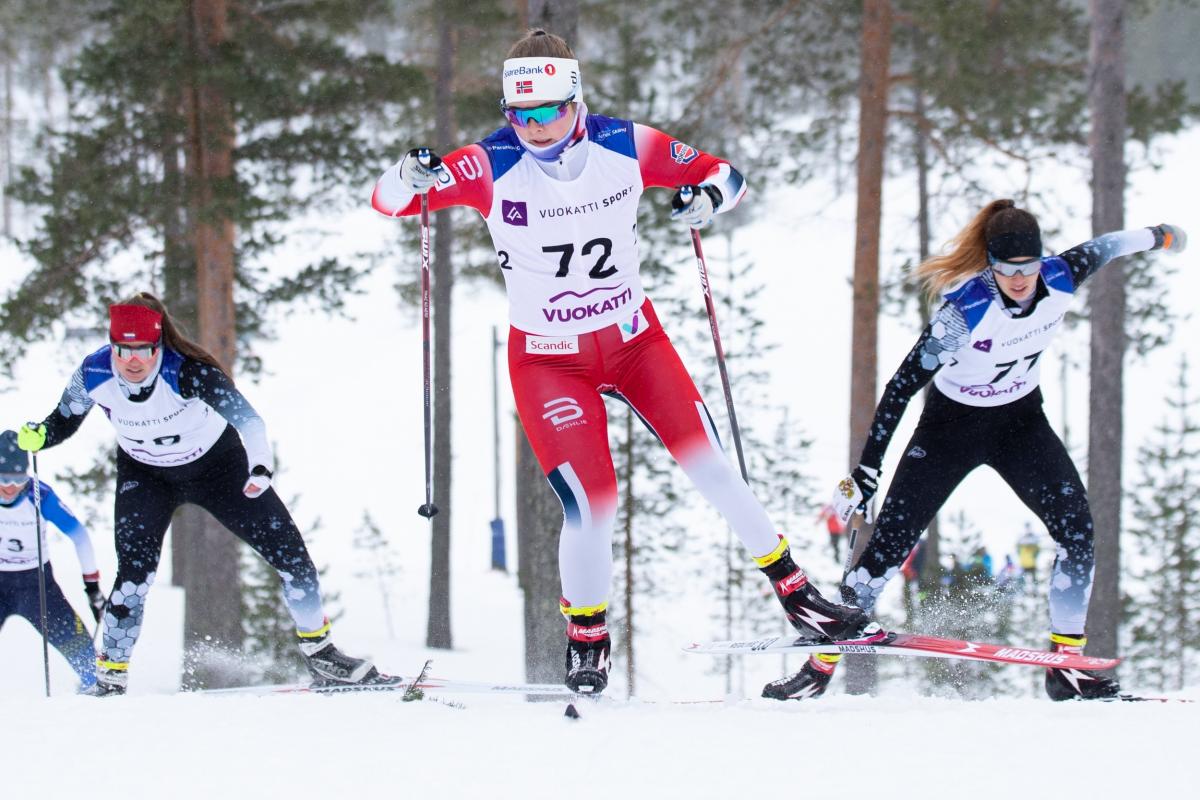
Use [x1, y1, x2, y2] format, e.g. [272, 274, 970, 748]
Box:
[7, 688, 1193, 799]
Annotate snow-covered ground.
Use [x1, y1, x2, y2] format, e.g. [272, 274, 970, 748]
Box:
[4, 561, 1196, 799]
[6, 675, 1194, 798]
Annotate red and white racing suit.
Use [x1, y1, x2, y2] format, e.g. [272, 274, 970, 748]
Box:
[373, 109, 779, 611]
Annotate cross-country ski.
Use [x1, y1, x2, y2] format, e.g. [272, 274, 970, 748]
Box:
[684, 631, 1121, 670]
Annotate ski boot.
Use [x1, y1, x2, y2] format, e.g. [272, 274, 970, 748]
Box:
[80, 660, 128, 697]
[757, 538, 878, 641]
[763, 654, 841, 701]
[297, 623, 387, 686]
[563, 604, 611, 695]
[1044, 634, 1121, 701]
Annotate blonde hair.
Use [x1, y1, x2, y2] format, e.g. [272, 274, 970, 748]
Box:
[915, 199, 1039, 300]
[116, 291, 230, 380]
[506, 28, 574, 59]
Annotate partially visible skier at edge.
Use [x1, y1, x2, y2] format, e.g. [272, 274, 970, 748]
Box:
[0, 430, 105, 691]
[765, 200, 1186, 702]
[373, 28, 880, 695]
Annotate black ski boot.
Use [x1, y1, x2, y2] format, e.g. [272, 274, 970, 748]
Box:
[763, 654, 841, 701]
[298, 627, 381, 686]
[759, 542, 877, 641]
[1044, 634, 1121, 701]
[564, 608, 611, 695]
[81, 661, 128, 697]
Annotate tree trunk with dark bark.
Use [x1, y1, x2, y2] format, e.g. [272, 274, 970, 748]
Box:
[426, 11, 457, 650]
[513, 0, 578, 684]
[179, 0, 242, 687]
[1085, 0, 1127, 658]
[844, 0, 892, 696]
[913, 88, 941, 597]
[515, 421, 563, 682]
[621, 408, 635, 696]
[2, 54, 12, 237]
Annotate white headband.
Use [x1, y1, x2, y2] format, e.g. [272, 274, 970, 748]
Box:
[502, 57, 583, 105]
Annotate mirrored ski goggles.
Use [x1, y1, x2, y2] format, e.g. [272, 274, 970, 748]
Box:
[0, 473, 29, 488]
[500, 96, 574, 128]
[989, 257, 1042, 278]
[111, 341, 161, 361]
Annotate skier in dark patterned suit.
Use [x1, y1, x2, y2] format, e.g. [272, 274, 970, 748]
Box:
[763, 199, 1186, 702]
[17, 293, 393, 695]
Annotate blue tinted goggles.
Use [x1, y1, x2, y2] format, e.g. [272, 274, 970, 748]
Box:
[0, 473, 29, 488]
[500, 96, 574, 128]
[989, 257, 1042, 278]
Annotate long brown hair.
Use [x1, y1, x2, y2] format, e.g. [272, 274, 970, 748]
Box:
[506, 28, 575, 59]
[115, 291, 230, 380]
[914, 199, 1040, 300]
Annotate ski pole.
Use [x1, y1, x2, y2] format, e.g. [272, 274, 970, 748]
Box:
[684, 200, 749, 484]
[843, 517, 860, 583]
[416, 150, 439, 519]
[842, 498, 876, 582]
[30, 451, 51, 697]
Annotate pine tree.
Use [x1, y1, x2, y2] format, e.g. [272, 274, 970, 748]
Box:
[1125, 356, 1200, 692]
[654, 231, 819, 696]
[353, 510, 403, 640]
[0, 0, 104, 240]
[4, 1, 424, 348]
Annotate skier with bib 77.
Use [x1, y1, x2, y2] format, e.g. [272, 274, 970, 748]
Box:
[764, 200, 1186, 702]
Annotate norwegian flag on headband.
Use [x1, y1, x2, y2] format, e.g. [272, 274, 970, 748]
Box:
[109, 304, 163, 344]
[516, 80, 533, 95]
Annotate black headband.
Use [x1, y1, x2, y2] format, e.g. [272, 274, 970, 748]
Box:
[987, 230, 1042, 262]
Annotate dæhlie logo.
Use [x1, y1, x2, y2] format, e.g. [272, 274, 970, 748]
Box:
[545, 63, 557, 75]
[972, 339, 992, 352]
[502, 199, 528, 226]
[542, 397, 584, 427]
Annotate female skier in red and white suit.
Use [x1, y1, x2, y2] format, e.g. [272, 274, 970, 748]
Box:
[373, 29, 875, 694]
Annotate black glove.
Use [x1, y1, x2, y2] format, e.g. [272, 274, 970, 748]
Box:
[84, 580, 106, 622]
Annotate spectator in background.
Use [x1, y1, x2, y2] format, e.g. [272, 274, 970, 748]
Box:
[966, 546, 993, 586]
[1017, 522, 1040, 590]
[817, 503, 846, 563]
[996, 554, 1019, 592]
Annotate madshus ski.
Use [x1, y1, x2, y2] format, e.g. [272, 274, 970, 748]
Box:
[200, 665, 578, 698]
[684, 631, 1121, 671]
[1109, 695, 1195, 704]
